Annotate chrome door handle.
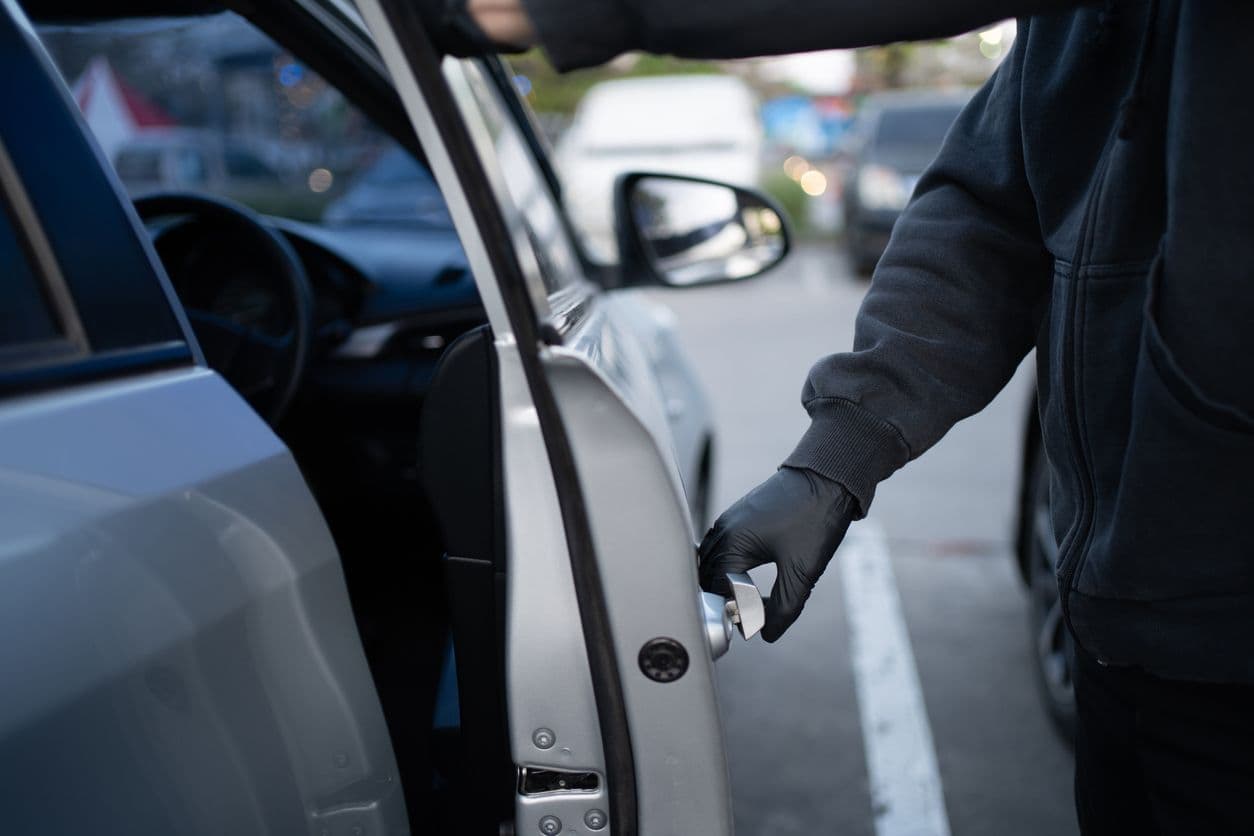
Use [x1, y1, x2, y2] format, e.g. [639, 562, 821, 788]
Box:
[701, 572, 765, 660]
[724, 573, 766, 639]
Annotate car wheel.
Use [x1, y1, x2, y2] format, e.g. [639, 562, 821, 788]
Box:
[1026, 447, 1076, 742]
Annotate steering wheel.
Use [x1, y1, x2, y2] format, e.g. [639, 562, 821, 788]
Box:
[135, 193, 313, 424]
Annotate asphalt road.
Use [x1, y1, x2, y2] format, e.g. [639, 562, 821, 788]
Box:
[642, 242, 1077, 836]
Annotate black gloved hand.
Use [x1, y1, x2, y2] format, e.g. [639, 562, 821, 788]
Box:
[698, 466, 856, 642]
[416, 0, 529, 58]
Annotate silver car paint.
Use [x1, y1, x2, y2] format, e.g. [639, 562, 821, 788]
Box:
[354, 6, 734, 830]
[576, 290, 713, 524]
[546, 325, 735, 833]
[0, 368, 407, 834]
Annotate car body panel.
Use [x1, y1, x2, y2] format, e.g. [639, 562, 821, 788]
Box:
[591, 290, 713, 524]
[544, 334, 734, 834]
[0, 368, 406, 835]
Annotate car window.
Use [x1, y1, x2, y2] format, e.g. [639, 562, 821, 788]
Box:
[453, 60, 585, 298]
[873, 106, 962, 153]
[222, 146, 278, 181]
[113, 147, 163, 183]
[36, 12, 441, 227]
[0, 6, 187, 385]
[0, 195, 62, 356]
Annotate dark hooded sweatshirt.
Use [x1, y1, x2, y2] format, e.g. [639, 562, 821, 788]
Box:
[522, 0, 1254, 684]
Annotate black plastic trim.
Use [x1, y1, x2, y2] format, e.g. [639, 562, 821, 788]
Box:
[0, 342, 193, 399]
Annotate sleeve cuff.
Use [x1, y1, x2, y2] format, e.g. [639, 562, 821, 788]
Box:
[781, 398, 911, 517]
[520, 0, 639, 71]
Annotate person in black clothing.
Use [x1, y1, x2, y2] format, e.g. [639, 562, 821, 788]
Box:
[429, 1, 1254, 831]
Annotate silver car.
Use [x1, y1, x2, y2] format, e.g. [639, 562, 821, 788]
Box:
[1, 1, 789, 834]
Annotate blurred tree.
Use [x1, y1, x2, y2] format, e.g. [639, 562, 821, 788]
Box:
[855, 43, 918, 90]
[851, 25, 1011, 93]
[507, 51, 723, 115]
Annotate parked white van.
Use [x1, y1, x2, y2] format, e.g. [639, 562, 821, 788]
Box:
[555, 74, 764, 261]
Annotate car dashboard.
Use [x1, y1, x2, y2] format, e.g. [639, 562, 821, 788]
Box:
[278, 219, 484, 363]
[264, 219, 486, 503]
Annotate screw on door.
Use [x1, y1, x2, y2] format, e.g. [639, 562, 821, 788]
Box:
[638, 637, 689, 682]
[532, 727, 556, 750]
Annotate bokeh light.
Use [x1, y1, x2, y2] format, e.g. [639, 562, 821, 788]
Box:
[307, 168, 334, 193]
[783, 155, 810, 182]
[799, 169, 827, 196]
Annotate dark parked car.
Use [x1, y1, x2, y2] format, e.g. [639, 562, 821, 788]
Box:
[323, 146, 454, 227]
[840, 90, 970, 275]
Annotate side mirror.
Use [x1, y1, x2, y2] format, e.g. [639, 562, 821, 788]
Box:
[613, 172, 791, 288]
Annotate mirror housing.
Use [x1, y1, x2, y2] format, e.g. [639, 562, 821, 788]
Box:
[612, 172, 791, 288]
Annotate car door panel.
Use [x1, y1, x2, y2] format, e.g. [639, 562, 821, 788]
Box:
[449, 65, 737, 831]
[0, 5, 407, 830]
[0, 369, 408, 835]
[436, 58, 621, 826]
[357, 3, 734, 831]
[354, 4, 639, 831]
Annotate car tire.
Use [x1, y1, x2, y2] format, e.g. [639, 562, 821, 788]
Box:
[1025, 445, 1076, 743]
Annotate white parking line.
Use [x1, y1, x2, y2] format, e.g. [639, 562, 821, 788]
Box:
[838, 521, 951, 836]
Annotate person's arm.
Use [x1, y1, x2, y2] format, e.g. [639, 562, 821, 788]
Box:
[466, 0, 536, 48]
[699, 23, 1052, 640]
[783, 24, 1052, 513]
[477, 0, 1084, 71]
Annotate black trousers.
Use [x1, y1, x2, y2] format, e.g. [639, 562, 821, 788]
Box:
[1073, 648, 1254, 835]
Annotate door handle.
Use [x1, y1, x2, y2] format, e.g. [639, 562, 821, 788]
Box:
[701, 572, 765, 660]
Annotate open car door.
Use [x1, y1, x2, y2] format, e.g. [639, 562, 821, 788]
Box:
[0, 5, 406, 833]
[355, 3, 756, 834]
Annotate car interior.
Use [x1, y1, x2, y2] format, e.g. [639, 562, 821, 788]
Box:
[26, 0, 515, 829]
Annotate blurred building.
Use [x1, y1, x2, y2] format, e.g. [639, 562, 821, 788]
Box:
[71, 57, 176, 161]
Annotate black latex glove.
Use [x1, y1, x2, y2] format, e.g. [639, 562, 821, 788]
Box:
[698, 466, 856, 642]
[415, 0, 529, 58]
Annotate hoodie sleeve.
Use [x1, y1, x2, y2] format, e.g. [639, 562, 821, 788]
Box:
[781, 21, 1053, 513]
[520, 0, 1083, 72]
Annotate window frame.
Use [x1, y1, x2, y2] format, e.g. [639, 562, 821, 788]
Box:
[0, 134, 89, 373]
[451, 58, 602, 336]
[0, 3, 193, 398]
